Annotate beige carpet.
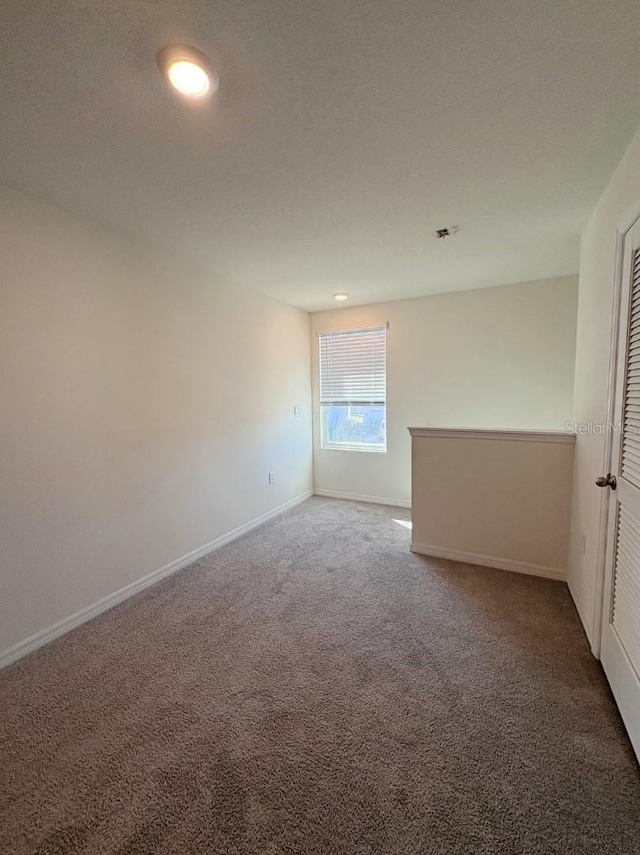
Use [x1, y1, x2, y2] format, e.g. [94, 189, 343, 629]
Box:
[1, 497, 639, 854]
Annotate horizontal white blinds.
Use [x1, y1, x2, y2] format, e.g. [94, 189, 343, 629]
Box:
[319, 326, 386, 405]
[622, 248, 640, 488]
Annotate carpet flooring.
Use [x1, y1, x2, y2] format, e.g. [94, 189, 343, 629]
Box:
[1, 497, 639, 854]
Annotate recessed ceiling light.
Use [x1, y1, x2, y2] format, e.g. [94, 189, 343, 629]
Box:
[157, 45, 218, 99]
[168, 60, 210, 96]
[333, 292, 350, 302]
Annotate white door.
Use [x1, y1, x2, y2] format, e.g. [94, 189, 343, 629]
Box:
[600, 215, 640, 758]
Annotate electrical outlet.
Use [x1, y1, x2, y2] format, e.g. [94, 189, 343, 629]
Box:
[268, 471, 276, 485]
[293, 405, 302, 417]
[580, 532, 587, 555]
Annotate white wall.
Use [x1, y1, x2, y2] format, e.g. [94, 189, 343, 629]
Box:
[568, 125, 640, 649]
[311, 277, 578, 506]
[410, 430, 575, 578]
[0, 184, 313, 656]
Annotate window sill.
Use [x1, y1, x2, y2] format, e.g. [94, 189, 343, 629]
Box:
[321, 443, 387, 454]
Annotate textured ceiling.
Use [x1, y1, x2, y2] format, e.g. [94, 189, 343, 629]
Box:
[2, 1, 640, 311]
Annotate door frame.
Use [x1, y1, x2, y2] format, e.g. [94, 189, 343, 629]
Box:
[593, 199, 640, 657]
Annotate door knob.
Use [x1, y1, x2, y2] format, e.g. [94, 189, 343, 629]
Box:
[595, 473, 617, 490]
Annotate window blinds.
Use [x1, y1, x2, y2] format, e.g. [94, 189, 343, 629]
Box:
[318, 325, 387, 405]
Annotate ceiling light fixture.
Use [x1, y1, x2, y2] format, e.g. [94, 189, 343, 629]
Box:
[333, 292, 350, 302]
[157, 45, 218, 99]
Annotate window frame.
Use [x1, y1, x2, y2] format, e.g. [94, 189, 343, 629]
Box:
[317, 324, 387, 454]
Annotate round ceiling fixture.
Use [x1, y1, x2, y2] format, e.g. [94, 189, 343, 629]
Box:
[333, 292, 350, 302]
[157, 45, 218, 99]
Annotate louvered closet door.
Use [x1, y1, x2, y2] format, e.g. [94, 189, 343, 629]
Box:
[601, 216, 640, 759]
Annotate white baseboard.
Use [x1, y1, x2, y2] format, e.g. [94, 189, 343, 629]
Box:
[0, 490, 313, 670]
[314, 489, 411, 509]
[410, 542, 566, 581]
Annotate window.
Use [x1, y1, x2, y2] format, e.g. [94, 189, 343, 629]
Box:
[318, 324, 387, 452]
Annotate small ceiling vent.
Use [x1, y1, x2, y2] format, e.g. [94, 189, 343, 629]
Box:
[435, 226, 458, 239]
